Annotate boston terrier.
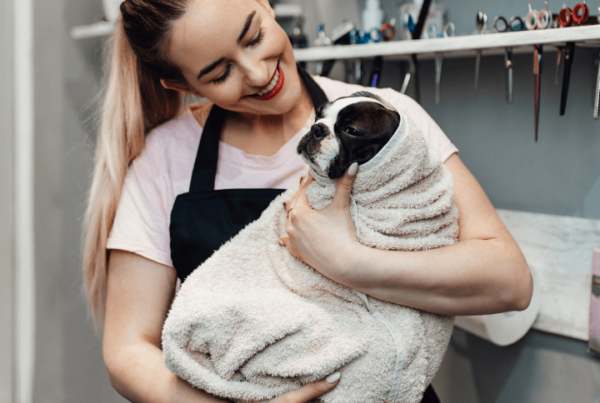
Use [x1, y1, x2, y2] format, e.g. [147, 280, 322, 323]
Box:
[297, 91, 401, 179]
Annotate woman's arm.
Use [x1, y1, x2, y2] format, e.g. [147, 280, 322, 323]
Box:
[104, 250, 340, 403]
[280, 154, 533, 316]
[104, 250, 226, 403]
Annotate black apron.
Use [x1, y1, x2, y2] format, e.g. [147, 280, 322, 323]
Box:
[168, 65, 440, 403]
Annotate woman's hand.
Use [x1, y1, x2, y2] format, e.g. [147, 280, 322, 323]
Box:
[269, 373, 340, 403]
[279, 163, 360, 282]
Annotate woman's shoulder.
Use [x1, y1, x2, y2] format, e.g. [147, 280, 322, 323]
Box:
[141, 103, 207, 160]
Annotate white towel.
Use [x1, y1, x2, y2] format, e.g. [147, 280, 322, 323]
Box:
[162, 110, 458, 403]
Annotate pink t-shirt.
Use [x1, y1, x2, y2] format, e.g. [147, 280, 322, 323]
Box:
[106, 76, 458, 267]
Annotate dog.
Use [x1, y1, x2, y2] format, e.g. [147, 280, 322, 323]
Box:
[297, 91, 401, 179]
[162, 91, 458, 403]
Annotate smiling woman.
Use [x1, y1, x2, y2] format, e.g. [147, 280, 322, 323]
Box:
[83, 0, 532, 402]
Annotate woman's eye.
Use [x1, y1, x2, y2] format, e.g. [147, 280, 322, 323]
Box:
[346, 127, 359, 135]
[247, 27, 264, 47]
[211, 65, 232, 84]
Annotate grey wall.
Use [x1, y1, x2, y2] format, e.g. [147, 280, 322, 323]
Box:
[0, 0, 15, 400]
[285, 0, 600, 402]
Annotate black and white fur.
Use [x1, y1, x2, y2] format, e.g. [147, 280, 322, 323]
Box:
[297, 91, 401, 179]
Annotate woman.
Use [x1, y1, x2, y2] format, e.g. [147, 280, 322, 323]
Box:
[83, 0, 533, 402]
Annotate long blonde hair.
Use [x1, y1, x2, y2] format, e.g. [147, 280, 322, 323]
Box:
[83, 0, 189, 327]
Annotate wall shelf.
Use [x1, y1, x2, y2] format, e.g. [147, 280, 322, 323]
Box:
[294, 25, 600, 62]
[71, 20, 114, 40]
[70, 4, 304, 40]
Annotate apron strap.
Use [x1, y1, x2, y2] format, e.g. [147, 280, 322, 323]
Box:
[189, 64, 329, 193]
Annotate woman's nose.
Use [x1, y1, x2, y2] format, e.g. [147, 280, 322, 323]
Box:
[238, 56, 271, 88]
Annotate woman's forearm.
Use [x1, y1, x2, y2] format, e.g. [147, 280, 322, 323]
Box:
[105, 340, 226, 403]
[338, 235, 532, 316]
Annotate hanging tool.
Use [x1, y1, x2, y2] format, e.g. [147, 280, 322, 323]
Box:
[559, 42, 575, 116]
[474, 11, 488, 95]
[320, 21, 354, 77]
[492, 15, 521, 105]
[539, 1, 554, 28]
[370, 56, 384, 87]
[381, 18, 397, 41]
[559, 6, 573, 26]
[400, 68, 411, 94]
[493, 15, 525, 32]
[533, 44, 543, 142]
[442, 22, 456, 37]
[505, 48, 514, 104]
[594, 54, 600, 119]
[435, 53, 443, 104]
[560, 1, 593, 26]
[526, 4, 541, 30]
[573, 0, 590, 24]
[401, 0, 431, 104]
[555, 46, 563, 85]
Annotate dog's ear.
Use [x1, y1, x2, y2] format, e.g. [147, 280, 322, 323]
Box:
[315, 104, 326, 119]
[349, 91, 384, 102]
[350, 91, 397, 115]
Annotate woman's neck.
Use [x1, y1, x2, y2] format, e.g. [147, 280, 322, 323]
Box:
[220, 81, 314, 156]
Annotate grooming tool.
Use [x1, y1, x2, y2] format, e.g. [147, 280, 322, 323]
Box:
[594, 54, 600, 119]
[442, 22, 456, 37]
[321, 22, 355, 78]
[573, 0, 590, 24]
[539, 1, 554, 28]
[559, 6, 573, 26]
[381, 18, 397, 41]
[401, 70, 411, 94]
[494, 15, 525, 32]
[314, 25, 331, 76]
[435, 52, 443, 104]
[475, 11, 488, 95]
[403, 0, 431, 104]
[369, 28, 383, 42]
[533, 44, 543, 142]
[412, 54, 422, 103]
[505, 48, 514, 104]
[559, 42, 575, 115]
[555, 46, 563, 85]
[526, 4, 541, 30]
[370, 56, 384, 87]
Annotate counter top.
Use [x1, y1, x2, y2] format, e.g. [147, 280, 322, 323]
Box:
[497, 209, 600, 341]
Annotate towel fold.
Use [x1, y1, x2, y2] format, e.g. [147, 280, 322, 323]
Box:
[162, 110, 458, 403]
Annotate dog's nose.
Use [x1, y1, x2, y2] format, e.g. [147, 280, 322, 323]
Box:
[310, 123, 327, 139]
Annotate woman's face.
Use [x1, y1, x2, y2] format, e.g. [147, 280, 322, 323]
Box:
[165, 0, 305, 117]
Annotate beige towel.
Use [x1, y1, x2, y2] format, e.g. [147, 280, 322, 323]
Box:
[162, 109, 458, 403]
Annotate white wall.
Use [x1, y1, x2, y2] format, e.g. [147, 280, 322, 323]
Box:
[0, 0, 16, 399]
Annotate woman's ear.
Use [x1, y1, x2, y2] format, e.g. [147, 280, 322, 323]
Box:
[160, 79, 202, 98]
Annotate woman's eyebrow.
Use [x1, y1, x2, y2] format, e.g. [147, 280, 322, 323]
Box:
[237, 11, 256, 44]
[196, 10, 256, 80]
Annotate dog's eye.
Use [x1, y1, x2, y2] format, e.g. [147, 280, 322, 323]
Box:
[346, 127, 359, 135]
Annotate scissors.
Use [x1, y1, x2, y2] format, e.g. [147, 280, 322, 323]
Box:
[492, 16, 523, 104]
[474, 11, 487, 94]
[559, 0, 590, 26]
[533, 44, 543, 142]
[403, 0, 432, 104]
[559, 42, 575, 115]
[493, 15, 525, 32]
[526, 1, 554, 30]
[595, 52, 600, 119]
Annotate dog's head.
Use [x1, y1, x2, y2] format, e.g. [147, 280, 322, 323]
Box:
[297, 91, 401, 179]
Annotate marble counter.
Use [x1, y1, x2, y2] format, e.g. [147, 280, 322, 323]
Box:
[496, 209, 600, 341]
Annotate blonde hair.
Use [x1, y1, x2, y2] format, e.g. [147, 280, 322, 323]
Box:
[83, 0, 188, 327]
